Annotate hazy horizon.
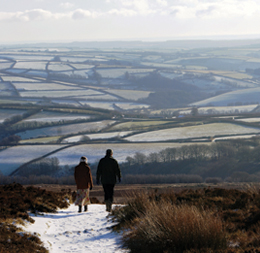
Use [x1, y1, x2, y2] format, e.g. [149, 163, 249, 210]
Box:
[1, 0, 260, 44]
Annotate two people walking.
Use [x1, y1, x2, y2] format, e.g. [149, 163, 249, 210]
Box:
[74, 149, 121, 213]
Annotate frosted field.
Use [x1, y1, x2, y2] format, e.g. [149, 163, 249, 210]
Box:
[0, 82, 13, 90]
[115, 102, 150, 110]
[141, 62, 180, 68]
[13, 82, 83, 91]
[192, 88, 260, 106]
[76, 94, 119, 100]
[23, 111, 91, 123]
[198, 105, 258, 114]
[14, 61, 47, 70]
[0, 91, 15, 96]
[1, 76, 40, 82]
[111, 121, 170, 130]
[124, 123, 260, 142]
[79, 101, 116, 110]
[48, 63, 73, 71]
[62, 131, 132, 143]
[0, 109, 27, 123]
[235, 117, 260, 122]
[19, 89, 102, 98]
[6, 69, 27, 74]
[213, 76, 256, 88]
[0, 62, 15, 69]
[96, 68, 154, 78]
[0, 55, 53, 61]
[17, 120, 116, 139]
[105, 89, 151, 100]
[0, 145, 64, 175]
[69, 63, 95, 70]
[213, 134, 258, 142]
[26, 70, 48, 78]
[48, 142, 208, 166]
[60, 57, 93, 62]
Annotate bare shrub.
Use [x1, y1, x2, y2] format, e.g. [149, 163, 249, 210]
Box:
[122, 201, 227, 253]
[205, 177, 223, 184]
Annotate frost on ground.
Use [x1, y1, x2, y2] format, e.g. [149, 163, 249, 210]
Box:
[25, 204, 128, 253]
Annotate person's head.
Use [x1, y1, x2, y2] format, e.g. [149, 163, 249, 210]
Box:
[80, 156, 88, 163]
[106, 149, 113, 157]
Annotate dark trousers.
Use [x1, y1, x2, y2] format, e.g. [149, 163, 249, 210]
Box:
[102, 184, 115, 202]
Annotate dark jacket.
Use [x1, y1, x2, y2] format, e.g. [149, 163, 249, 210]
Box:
[74, 162, 93, 190]
[96, 156, 121, 184]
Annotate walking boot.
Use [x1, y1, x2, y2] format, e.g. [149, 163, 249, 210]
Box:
[84, 205, 88, 212]
[78, 205, 82, 213]
[107, 200, 112, 212]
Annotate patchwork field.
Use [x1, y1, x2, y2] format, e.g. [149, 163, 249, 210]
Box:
[23, 111, 91, 123]
[124, 123, 260, 142]
[2, 43, 260, 179]
[62, 131, 132, 143]
[17, 120, 116, 139]
[13, 82, 83, 91]
[111, 120, 171, 130]
[192, 88, 260, 106]
[0, 145, 65, 175]
[104, 89, 151, 100]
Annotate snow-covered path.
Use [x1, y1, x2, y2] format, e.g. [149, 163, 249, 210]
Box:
[25, 204, 128, 253]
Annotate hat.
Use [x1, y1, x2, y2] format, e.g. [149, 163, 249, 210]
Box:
[80, 156, 87, 163]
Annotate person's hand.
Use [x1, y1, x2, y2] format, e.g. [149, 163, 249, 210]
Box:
[96, 179, 100, 185]
[90, 186, 93, 190]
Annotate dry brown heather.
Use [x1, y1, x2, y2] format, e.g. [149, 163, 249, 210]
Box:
[111, 186, 260, 253]
[3, 183, 260, 252]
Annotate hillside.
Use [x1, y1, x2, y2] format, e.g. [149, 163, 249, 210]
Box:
[1, 42, 260, 177]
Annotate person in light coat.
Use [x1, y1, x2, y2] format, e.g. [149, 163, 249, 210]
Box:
[74, 156, 93, 212]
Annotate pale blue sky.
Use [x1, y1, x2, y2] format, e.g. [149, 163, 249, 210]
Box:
[1, 0, 260, 43]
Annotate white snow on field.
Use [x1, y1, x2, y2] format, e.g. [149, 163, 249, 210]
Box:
[14, 61, 47, 70]
[17, 120, 116, 139]
[235, 117, 260, 122]
[124, 123, 260, 142]
[1, 76, 39, 82]
[104, 89, 152, 101]
[23, 111, 91, 123]
[62, 131, 132, 143]
[191, 87, 260, 106]
[24, 204, 127, 253]
[14, 82, 83, 91]
[19, 89, 102, 98]
[0, 145, 64, 175]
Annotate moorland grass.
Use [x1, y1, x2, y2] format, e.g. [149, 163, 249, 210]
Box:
[112, 186, 260, 253]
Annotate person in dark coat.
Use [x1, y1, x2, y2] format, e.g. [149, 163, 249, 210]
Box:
[74, 156, 93, 212]
[96, 149, 121, 212]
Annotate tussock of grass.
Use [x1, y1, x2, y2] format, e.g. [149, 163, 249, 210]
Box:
[112, 186, 260, 252]
[119, 199, 226, 252]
